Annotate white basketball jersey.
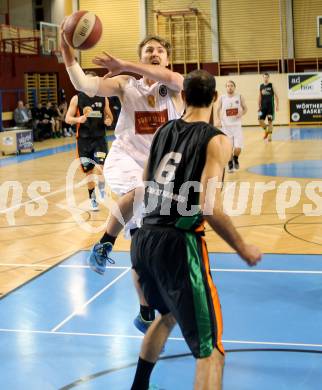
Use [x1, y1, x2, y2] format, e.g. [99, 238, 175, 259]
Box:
[113, 77, 182, 163]
[220, 94, 242, 128]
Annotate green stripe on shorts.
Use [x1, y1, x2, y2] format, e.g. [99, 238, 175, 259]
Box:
[185, 232, 213, 357]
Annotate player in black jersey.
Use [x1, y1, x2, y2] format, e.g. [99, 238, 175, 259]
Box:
[258, 72, 279, 141]
[130, 70, 262, 390]
[65, 78, 113, 211]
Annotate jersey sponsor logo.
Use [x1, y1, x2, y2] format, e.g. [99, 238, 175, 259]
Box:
[87, 110, 102, 118]
[147, 95, 155, 107]
[226, 108, 238, 116]
[159, 84, 168, 97]
[135, 109, 169, 134]
[261, 84, 273, 96]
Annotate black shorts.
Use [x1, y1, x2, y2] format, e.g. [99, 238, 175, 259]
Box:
[258, 104, 274, 121]
[76, 137, 108, 172]
[131, 225, 225, 358]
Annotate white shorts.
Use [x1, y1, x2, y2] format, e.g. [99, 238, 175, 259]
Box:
[103, 143, 145, 195]
[221, 126, 243, 149]
[103, 143, 146, 236]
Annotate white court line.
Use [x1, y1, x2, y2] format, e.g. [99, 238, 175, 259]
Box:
[0, 328, 321, 349]
[50, 267, 131, 332]
[1, 262, 322, 275]
[212, 269, 322, 274]
[0, 263, 128, 270]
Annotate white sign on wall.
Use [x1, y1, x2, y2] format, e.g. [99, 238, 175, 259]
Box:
[288, 73, 322, 100]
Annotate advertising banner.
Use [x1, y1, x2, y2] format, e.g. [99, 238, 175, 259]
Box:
[288, 73, 322, 100]
[290, 100, 322, 123]
[16, 130, 33, 150]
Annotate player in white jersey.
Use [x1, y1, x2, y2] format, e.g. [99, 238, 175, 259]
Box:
[216, 80, 247, 172]
[104, 71, 181, 197]
[60, 29, 184, 333]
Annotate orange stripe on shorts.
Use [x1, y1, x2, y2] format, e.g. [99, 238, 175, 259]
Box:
[200, 237, 225, 355]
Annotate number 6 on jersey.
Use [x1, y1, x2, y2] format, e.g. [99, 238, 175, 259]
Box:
[154, 152, 182, 184]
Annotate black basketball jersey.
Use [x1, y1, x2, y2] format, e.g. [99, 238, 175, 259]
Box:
[143, 119, 224, 229]
[77, 92, 106, 138]
[260, 82, 274, 106]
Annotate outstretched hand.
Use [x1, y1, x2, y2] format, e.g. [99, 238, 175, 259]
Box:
[92, 52, 126, 79]
[240, 244, 262, 267]
[78, 114, 88, 124]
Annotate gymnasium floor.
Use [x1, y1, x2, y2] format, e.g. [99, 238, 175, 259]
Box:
[1, 126, 322, 389]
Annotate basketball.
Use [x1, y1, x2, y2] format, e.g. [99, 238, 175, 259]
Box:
[63, 10, 102, 50]
[83, 106, 93, 116]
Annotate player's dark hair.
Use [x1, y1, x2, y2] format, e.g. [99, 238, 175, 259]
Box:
[138, 35, 171, 57]
[183, 70, 216, 108]
[263, 72, 269, 77]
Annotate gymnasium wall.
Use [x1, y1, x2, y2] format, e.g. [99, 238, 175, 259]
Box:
[293, 0, 322, 59]
[8, 0, 33, 29]
[51, 0, 65, 26]
[75, 0, 321, 66]
[146, 0, 214, 62]
[42, 0, 54, 24]
[218, 0, 287, 62]
[78, 0, 143, 68]
[64, 0, 74, 18]
[0, 55, 73, 106]
[214, 74, 289, 126]
[0, 1, 319, 118]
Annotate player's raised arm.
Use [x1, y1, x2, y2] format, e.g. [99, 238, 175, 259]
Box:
[92, 36, 183, 94]
[93, 52, 183, 93]
[200, 135, 262, 266]
[60, 25, 126, 98]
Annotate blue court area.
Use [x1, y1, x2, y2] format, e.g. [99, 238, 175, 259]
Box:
[0, 142, 76, 167]
[248, 159, 322, 178]
[248, 126, 322, 178]
[1, 251, 322, 389]
[272, 126, 322, 141]
[248, 127, 322, 179]
[0, 135, 115, 168]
